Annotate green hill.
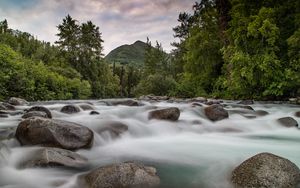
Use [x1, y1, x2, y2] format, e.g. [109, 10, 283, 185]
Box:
[105, 40, 148, 67]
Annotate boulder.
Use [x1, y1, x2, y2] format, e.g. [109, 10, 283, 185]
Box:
[295, 111, 300, 118]
[205, 100, 222, 105]
[255, 110, 269, 116]
[16, 117, 93, 150]
[105, 99, 140, 106]
[22, 111, 48, 119]
[8, 97, 29, 106]
[90, 111, 100, 115]
[84, 162, 160, 188]
[204, 104, 229, 121]
[277, 117, 298, 128]
[238, 100, 254, 105]
[0, 102, 15, 111]
[61, 105, 81, 114]
[148, 107, 180, 121]
[26, 106, 52, 118]
[79, 104, 95, 111]
[232, 152, 300, 188]
[22, 147, 88, 169]
[96, 121, 128, 138]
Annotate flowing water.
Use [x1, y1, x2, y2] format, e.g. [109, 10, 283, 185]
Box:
[0, 100, 299, 188]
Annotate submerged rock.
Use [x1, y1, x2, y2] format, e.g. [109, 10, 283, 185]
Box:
[148, 107, 180, 121]
[96, 121, 128, 138]
[26, 106, 52, 119]
[232, 152, 300, 188]
[105, 99, 140, 106]
[79, 104, 95, 111]
[22, 111, 48, 119]
[204, 104, 229, 121]
[8, 97, 29, 106]
[61, 105, 81, 114]
[255, 110, 269, 116]
[16, 117, 93, 150]
[0, 127, 16, 141]
[90, 111, 100, 115]
[238, 100, 254, 105]
[0, 102, 15, 110]
[277, 117, 298, 128]
[22, 147, 88, 169]
[84, 162, 160, 188]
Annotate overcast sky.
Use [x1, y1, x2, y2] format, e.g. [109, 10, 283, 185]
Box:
[0, 0, 195, 55]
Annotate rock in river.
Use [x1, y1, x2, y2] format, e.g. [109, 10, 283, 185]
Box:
[232, 152, 300, 188]
[277, 117, 298, 128]
[26, 106, 52, 119]
[22, 147, 88, 169]
[16, 117, 93, 150]
[148, 107, 180, 121]
[204, 104, 228, 121]
[8, 97, 29, 106]
[22, 111, 48, 119]
[84, 162, 160, 188]
[61, 105, 81, 114]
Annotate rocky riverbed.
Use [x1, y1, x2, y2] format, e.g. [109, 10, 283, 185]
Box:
[0, 97, 299, 188]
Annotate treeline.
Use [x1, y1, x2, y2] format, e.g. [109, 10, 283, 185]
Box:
[0, 16, 118, 101]
[169, 0, 300, 99]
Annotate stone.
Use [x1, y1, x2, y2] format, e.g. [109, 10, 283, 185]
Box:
[0, 127, 16, 141]
[7, 97, 29, 106]
[0, 114, 8, 118]
[16, 117, 93, 150]
[148, 107, 180, 121]
[255, 110, 269, 116]
[22, 111, 48, 119]
[232, 152, 300, 188]
[205, 100, 222, 105]
[0, 102, 15, 111]
[26, 106, 52, 118]
[105, 99, 140, 106]
[295, 111, 300, 118]
[22, 147, 88, 169]
[96, 121, 128, 138]
[79, 104, 95, 111]
[60, 105, 81, 114]
[84, 162, 160, 188]
[204, 104, 229, 121]
[90, 111, 100, 115]
[277, 117, 298, 128]
[238, 100, 254, 105]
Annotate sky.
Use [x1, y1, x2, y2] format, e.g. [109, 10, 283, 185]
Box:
[0, 0, 195, 55]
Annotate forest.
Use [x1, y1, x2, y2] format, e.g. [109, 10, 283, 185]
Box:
[0, 0, 299, 101]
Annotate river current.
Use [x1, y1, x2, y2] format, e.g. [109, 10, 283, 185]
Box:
[0, 99, 299, 188]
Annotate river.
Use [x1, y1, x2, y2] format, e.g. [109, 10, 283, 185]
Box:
[0, 99, 299, 188]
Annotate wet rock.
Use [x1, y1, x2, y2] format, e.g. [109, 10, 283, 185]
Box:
[22, 111, 48, 119]
[148, 107, 180, 121]
[90, 111, 100, 115]
[238, 100, 254, 105]
[0, 102, 15, 111]
[84, 162, 160, 188]
[8, 97, 29, 106]
[26, 106, 52, 118]
[96, 121, 128, 137]
[225, 104, 254, 111]
[79, 104, 95, 111]
[277, 117, 298, 128]
[0, 114, 8, 118]
[16, 117, 93, 150]
[190, 97, 207, 103]
[61, 105, 81, 114]
[105, 99, 140, 106]
[205, 100, 222, 105]
[295, 111, 300, 117]
[139, 95, 169, 101]
[22, 147, 88, 169]
[204, 104, 229, 121]
[232, 152, 300, 188]
[255, 110, 269, 116]
[191, 102, 203, 107]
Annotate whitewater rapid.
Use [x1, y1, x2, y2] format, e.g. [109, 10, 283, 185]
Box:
[0, 100, 299, 188]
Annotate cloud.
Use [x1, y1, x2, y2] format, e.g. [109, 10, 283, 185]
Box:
[0, 0, 195, 54]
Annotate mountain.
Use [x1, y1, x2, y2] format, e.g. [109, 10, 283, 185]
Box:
[105, 40, 148, 67]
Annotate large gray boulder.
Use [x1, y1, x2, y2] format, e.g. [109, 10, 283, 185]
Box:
[22, 147, 88, 169]
[204, 104, 229, 121]
[26, 106, 52, 119]
[8, 97, 29, 106]
[148, 107, 180, 121]
[277, 117, 298, 128]
[84, 162, 160, 188]
[16, 117, 93, 150]
[22, 111, 48, 119]
[232, 152, 300, 188]
[61, 105, 81, 114]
